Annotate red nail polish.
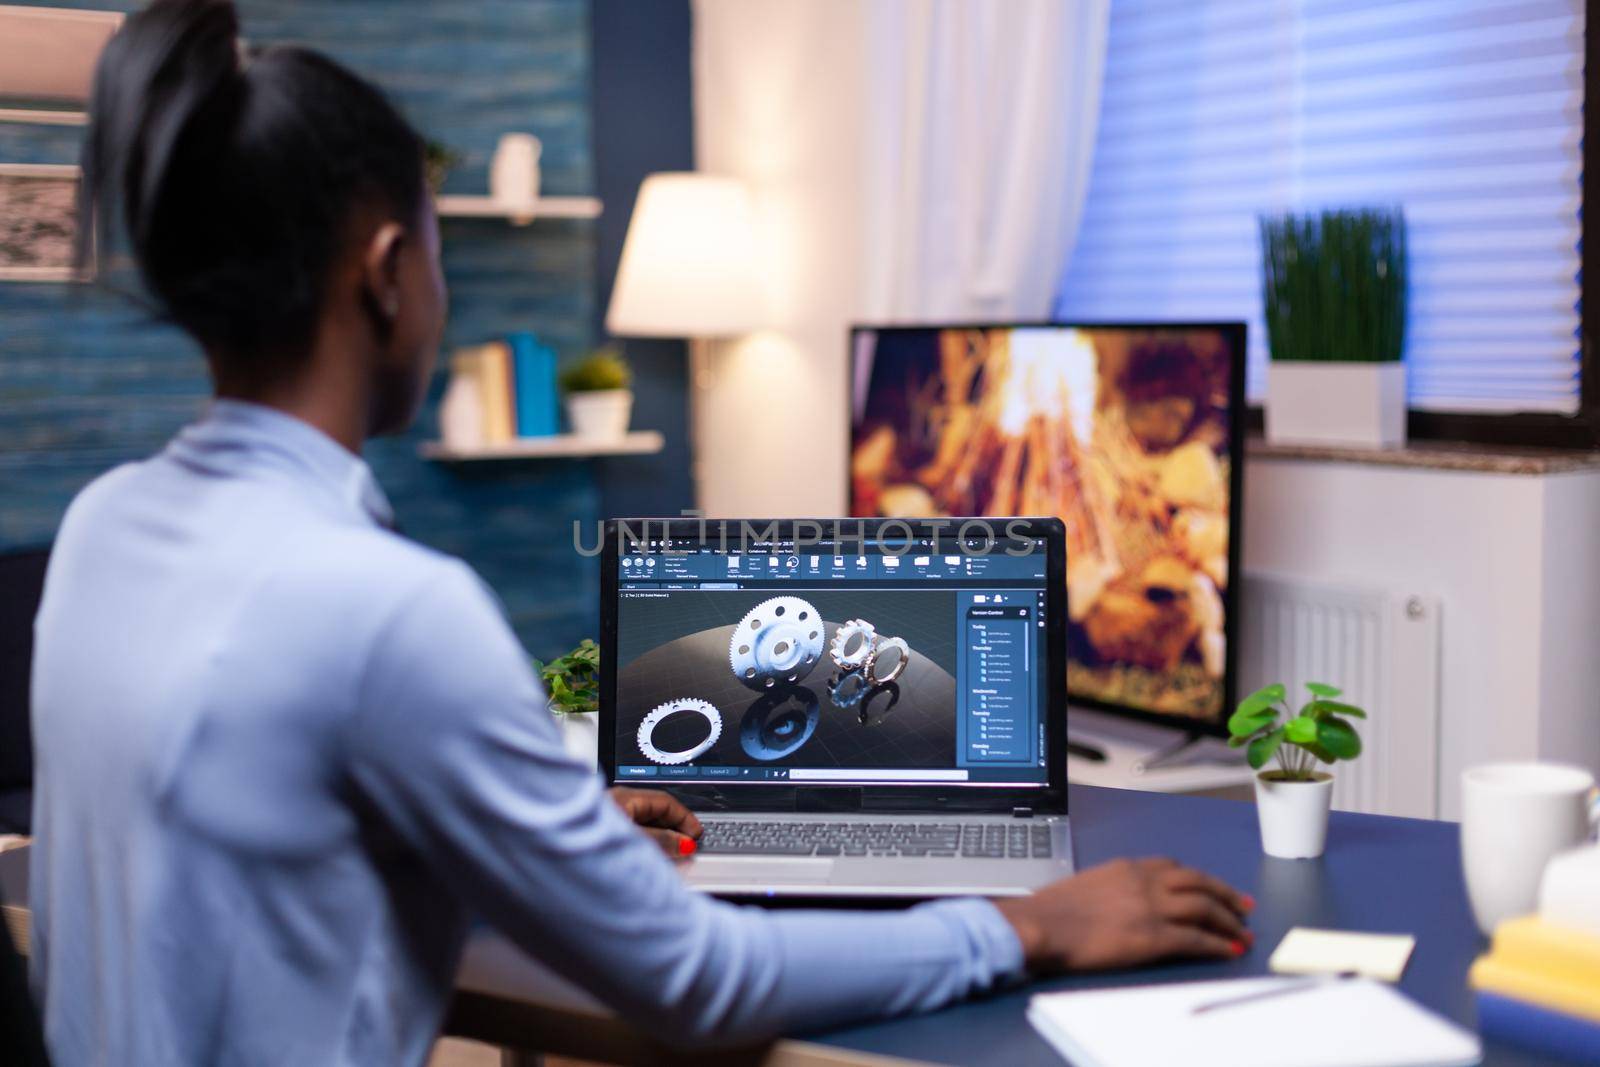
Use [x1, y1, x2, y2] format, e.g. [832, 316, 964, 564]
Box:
[678, 837, 697, 856]
[1230, 940, 1246, 957]
[1242, 894, 1257, 912]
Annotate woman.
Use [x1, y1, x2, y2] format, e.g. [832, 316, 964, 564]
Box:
[29, 2, 1252, 1064]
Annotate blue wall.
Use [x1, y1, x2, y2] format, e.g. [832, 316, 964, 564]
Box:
[590, 0, 694, 520]
[0, 0, 629, 658]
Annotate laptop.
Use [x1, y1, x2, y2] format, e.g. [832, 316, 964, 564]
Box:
[599, 516, 1075, 898]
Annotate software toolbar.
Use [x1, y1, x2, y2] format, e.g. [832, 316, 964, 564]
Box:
[618, 550, 1045, 586]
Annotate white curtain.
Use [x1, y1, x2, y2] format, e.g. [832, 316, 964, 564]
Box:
[691, 0, 1108, 516]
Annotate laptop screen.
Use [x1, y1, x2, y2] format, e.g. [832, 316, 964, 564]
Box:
[605, 520, 1057, 790]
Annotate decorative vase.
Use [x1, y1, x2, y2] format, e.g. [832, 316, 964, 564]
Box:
[1266, 361, 1407, 449]
[556, 711, 599, 770]
[490, 132, 542, 205]
[439, 366, 484, 450]
[566, 389, 633, 439]
[1255, 772, 1335, 859]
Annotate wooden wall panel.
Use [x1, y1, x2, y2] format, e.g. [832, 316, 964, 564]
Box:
[0, 0, 602, 658]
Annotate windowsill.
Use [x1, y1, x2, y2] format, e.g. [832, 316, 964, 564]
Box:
[1247, 434, 1600, 476]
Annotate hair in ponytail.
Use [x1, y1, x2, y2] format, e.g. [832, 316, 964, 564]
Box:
[79, 0, 425, 381]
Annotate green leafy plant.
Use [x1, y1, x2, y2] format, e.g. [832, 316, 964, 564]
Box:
[559, 348, 632, 393]
[424, 140, 463, 194]
[1227, 681, 1366, 782]
[1261, 208, 1407, 364]
[532, 638, 600, 715]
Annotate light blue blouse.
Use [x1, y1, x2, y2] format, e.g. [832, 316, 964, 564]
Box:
[28, 400, 1023, 1066]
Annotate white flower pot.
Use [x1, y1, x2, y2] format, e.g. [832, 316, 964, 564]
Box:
[556, 711, 599, 770]
[1255, 772, 1335, 859]
[1266, 361, 1406, 449]
[565, 390, 633, 439]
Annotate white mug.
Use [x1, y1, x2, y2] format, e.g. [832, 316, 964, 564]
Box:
[1461, 762, 1600, 936]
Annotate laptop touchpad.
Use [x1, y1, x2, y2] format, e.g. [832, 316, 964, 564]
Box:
[688, 857, 835, 884]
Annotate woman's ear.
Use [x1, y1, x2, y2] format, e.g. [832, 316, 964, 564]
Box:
[360, 221, 407, 329]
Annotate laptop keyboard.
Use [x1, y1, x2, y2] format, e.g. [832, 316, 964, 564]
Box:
[696, 820, 1053, 859]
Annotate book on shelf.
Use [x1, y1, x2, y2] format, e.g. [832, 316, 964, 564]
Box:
[507, 332, 558, 437]
[450, 335, 560, 444]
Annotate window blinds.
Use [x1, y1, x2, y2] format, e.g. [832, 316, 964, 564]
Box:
[1055, 0, 1585, 413]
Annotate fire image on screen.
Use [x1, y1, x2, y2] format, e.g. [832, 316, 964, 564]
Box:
[850, 325, 1235, 722]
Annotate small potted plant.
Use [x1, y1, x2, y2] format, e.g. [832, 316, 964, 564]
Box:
[1261, 208, 1408, 449]
[425, 140, 462, 194]
[560, 348, 633, 439]
[532, 638, 600, 767]
[1228, 681, 1367, 859]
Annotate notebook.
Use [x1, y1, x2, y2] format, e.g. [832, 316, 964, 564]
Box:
[1027, 976, 1482, 1067]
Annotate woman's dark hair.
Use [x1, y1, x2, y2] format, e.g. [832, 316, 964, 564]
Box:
[79, 0, 425, 378]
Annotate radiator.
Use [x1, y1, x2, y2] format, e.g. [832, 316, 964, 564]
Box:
[1238, 573, 1442, 819]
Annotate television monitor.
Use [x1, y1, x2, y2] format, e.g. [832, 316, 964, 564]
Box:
[848, 323, 1245, 734]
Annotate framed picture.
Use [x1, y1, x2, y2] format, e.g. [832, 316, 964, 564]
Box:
[0, 6, 123, 120]
[0, 163, 85, 282]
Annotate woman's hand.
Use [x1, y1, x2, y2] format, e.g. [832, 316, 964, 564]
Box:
[993, 857, 1254, 972]
[609, 787, 703, 858]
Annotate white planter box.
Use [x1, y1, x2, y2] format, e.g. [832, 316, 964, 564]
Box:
[566, 389, 633, 439]
[1266, 362, 1407, 449]
[1255, 772, 1335, 859]
[556, 711, 599, 770]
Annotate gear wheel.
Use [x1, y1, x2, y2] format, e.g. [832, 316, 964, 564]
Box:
[729, 596, 824, 690]
[829, 618, 878, 671]
[827, 670, 870, 709]
[866, 636, 911, 686]
[637, 698, 723, 765]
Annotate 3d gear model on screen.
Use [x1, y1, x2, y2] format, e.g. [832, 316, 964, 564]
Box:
[729, 596, 825, 690]
[828, 618, 878, 671]
[826, 618, 914, 688]
[867, 635, 910, 686]
[637, 698, 723, 765]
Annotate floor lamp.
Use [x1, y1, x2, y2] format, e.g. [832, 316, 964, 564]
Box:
[605, 172, 766, 508]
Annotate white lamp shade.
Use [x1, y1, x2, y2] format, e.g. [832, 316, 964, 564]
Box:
[606, 172, 766, 337]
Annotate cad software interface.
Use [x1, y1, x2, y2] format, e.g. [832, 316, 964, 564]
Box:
[612, 530, 1050, 787]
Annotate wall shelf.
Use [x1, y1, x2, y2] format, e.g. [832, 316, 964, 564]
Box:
[420, 431, 663, 461]
[435, 194, 602, 225]
[0, 107, 87, 126]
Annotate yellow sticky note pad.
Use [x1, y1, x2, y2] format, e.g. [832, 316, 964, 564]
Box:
[1268, 927, 1416, 982]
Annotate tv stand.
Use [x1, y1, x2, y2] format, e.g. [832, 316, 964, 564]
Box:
[1066, 739, 1108, 763]
[1131, 731, 1206, 775]
[1067, 707, 1253, 799]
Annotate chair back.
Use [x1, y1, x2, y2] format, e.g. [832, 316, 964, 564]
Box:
[1, 845, 48, 1066]
[0, 548, 50, 833]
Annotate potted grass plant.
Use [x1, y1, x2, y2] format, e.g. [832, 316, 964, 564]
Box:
[1261, 208, 1408, 449]
[533, 638, 601, 767]
[560, 348, 633, 439]
[1228, 682, 1367, 859]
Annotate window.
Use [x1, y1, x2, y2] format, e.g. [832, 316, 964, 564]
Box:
[1057, 0, 1589, 439]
